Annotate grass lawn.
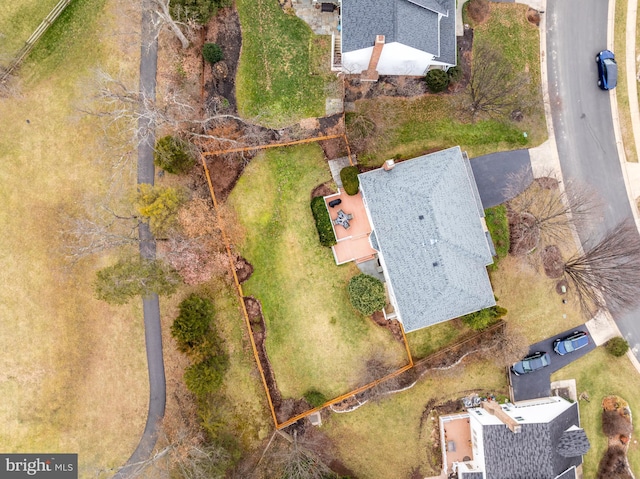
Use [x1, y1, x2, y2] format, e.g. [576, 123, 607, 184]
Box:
[228, 144, 407, 399]
[351, 3, 545, 166]
[490, 255, 584, 343]
[405, 319, 472, 360]
[323, 359, 508, 478]
[0, 0, 60, 63]
[614, 0, 638, 162]
[235, 0, 336, 127]
[0, 0, 148, 477]
[551, 348, 640, 477]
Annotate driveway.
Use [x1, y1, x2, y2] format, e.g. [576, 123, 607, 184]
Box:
[470, 149, 532, 208]
[510, 324, 596, 401]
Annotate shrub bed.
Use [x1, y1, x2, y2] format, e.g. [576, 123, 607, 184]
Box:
[606, 337, 630, 357]
[348, 274, 386, 315]
[485, 205, 510, 267]
[310, 196, 336, 246]
[461, 305, 507, 330]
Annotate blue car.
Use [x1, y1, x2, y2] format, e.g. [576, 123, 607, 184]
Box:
[511, 351, 550, 376]
[596, 50, 617, 90]
[553, 331, 590, 355]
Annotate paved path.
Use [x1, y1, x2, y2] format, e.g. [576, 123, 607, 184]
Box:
[469, 149, 532, 208]
[113, 2, 165, 477]
[511, 324, 595, 401]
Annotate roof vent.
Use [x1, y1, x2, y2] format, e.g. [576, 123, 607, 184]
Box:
[418, 215, 424, 220]
[432, 262, 439, 267]
[430, 238, 437, 245]
[383, 159, 395, 171]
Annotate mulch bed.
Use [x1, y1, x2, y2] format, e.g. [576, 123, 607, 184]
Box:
[311, 182, 336, 199]
[371, 311, 405, 343]
[235, 256, 253, 283]
[541, 245, 564, 278]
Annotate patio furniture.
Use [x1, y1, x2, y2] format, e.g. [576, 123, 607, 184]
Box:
[447, 440, 456, 452]
[328, 198, 342, 208]
[343, 221, 350, 229]
[346, 213, 353, 220]
[337, 209, 345, 217]
[321, 2, 336, 12]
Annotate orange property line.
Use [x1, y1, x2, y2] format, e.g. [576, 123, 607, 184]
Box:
[202, 133, 345, 157]
[199, 154, 280, 428]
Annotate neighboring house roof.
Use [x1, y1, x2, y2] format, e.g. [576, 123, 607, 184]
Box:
[555, 468, 577, 479]
[341, 0, 456, 66]
[358, 147, 495, 333]
[481, 402, 584, 479]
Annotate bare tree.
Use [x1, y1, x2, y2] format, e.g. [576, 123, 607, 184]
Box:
[150, 0, 192, 49]
[466, 42, 530, 121]
[563, 220, 640, 316]
[276, 430, 338, 479]
[505, 169, 601, 254]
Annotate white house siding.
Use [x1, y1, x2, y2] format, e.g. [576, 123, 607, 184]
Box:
[342, 42, 436, 76]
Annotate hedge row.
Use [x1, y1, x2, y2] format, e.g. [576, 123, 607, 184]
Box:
[310, 196, 337, 246]
[340, 166, 360, 196]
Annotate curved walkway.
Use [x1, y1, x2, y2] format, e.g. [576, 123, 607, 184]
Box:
[113, 3, 165, 477]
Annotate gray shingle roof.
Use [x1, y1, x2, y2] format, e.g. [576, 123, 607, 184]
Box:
[557, 428, 590, 458]
[341, 0, 456, 65]
[482, 403, 584, 479]
[358, 147, 495, 333]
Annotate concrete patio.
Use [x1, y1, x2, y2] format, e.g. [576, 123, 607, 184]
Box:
[324, 190, 376, 264]
[440, 414, 474, 474]
[291, 0, 339, 36]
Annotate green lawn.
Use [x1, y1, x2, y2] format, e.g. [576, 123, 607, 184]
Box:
[405, 319, 472, 360]
[614, 0, 638, 162]
[227, 144, 407, 399]
[551, 348, 640, 478]
[0, 0, 147, 477]
[0, 0, 60, 63]
[351, 3, 545, 166]
[235, 0, 335, 127]
[324, 359, 508, 478]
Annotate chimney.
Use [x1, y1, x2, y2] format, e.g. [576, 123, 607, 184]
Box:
[361, 35, 385, 82]
[383, 159, 395, 171]
[482, 401, 522, 434]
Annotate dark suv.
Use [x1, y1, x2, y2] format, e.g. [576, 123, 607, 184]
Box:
[596, 50, 617, 90]
[511, 351, 550, 376]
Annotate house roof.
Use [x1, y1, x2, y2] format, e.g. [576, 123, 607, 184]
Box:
[481, 402, 583, 479]
[358, 147, 495, 333]
[341, 0, 456, 66]
[555, 468, 577, 479]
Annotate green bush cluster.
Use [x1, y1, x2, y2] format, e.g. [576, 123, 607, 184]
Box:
[348, 274, 386, 316]
[605, 337, 629, 357]
[171, 294, 229, 397]
[203, 42, 224, 65]
[425, 69, 450, 93]
[170, 0, 230, 24]
[461, 305, 507, 330]
[310, 196, 337, 247]
[485, 205, 510, 268]
[154, 135, 196, 174]
[303, 389, 328, 408]
[340, 166, 360, 195]
[447, 65, 463, 84]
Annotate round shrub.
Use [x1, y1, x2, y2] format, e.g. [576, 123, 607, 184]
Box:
[171, 294, 214, 353]
[340, 166, 360, 196]
[184, 353, 229, 397]
[447, 65, 463, 83]
[304, 389, 328, 408]
[348, 274, 386, 316]
[425, 69, 450, 93]
[605, 337, 629, 357]
[203, 43, 224, 65]
[154, 136, 196, 174]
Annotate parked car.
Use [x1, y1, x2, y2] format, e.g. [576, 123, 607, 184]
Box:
[511, 351, 550, 376]
[596, 50, 617, 90]
[553, 331, 590, 355]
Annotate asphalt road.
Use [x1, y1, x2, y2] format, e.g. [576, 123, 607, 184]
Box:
[470, 149, 532, 208]
[510, 324, 595, 401]
[113, 4, 165, 477]
[546, 0, 640, 358]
